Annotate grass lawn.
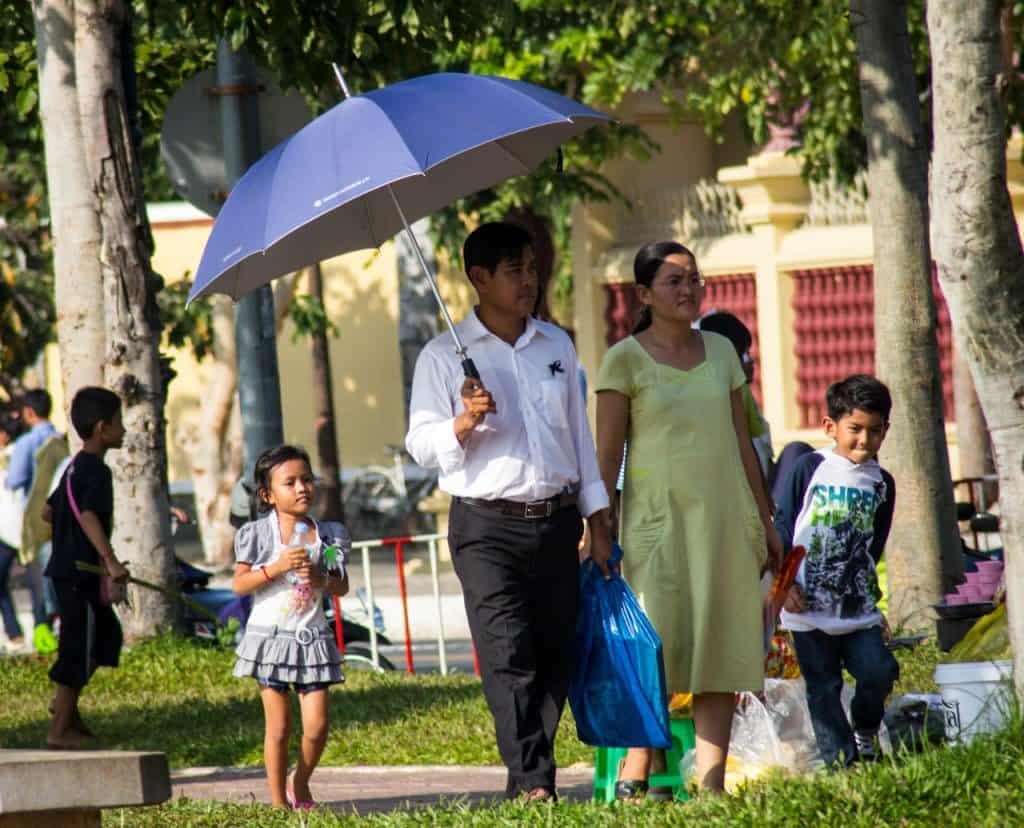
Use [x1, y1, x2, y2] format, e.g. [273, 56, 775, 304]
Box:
[105, 717, 1024, 826]
[0, 634, 942, 768]
[2, 634, 983, 826]
[0, 634, 565, 767]
[0, 634, 942, 769]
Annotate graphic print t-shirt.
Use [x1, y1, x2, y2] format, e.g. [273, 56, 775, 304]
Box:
[774, 448, 895, 635]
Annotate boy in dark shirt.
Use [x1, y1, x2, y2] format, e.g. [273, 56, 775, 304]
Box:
[44, 387, 129, 749]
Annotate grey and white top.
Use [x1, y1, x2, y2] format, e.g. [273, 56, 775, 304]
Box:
[232, 511, 350, 685]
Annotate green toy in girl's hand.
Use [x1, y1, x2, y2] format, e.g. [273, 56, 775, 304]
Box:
[322, 544, 341, 570]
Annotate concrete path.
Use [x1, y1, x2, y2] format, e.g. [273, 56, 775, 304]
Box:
[171, 765, 595, 815]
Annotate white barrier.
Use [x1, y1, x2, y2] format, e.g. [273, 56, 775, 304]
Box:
[341, 533, 452, 675]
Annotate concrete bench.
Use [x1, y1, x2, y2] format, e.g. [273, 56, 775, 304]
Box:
[0, 750, 170, 827]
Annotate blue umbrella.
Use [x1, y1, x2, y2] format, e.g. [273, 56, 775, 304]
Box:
[189, 71, 610, 378]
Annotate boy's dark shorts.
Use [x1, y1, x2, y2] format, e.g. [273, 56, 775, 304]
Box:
[49, 579, 122, 690]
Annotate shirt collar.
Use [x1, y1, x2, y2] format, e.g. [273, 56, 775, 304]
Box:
[457, 308, 548, 348]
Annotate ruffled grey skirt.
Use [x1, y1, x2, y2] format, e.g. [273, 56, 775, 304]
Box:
[233, 625, 344, 685]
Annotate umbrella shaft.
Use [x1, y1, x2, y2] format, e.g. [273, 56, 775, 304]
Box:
[386, 186, 470, 361]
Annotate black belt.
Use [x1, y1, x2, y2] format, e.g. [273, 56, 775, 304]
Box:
[458, 490, 578, 520]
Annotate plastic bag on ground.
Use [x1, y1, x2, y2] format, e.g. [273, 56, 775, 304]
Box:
[949, 603, 1011, 662]
[726, 678, 824, 786]
[681, 678, 894, 791]
[569, 544, 671, 749]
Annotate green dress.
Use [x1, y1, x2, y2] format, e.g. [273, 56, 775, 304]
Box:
[596, 332, 766, 694]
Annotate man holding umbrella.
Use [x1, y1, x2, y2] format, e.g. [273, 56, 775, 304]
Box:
[406, 221, 613, 802]
[186, 72, 614, 799]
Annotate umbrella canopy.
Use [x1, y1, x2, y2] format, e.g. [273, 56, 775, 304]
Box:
[189, 72, 611, 303]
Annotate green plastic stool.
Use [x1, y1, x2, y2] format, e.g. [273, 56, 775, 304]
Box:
[592, 718, 696, 803]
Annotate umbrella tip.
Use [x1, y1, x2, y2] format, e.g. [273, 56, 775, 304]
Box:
[332, 63, 352, 98]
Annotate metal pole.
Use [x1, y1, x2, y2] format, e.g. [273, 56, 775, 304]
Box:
[386, 187, 473, 367]
[217, 40, 285, 479]
[331, 595, 345, 654]
[428, 537, 448, 675]
[393, 538, 415, 674]
[331, 63, 352, 99]
[361, 545, 379, 669]
[330, 62, 478, 380]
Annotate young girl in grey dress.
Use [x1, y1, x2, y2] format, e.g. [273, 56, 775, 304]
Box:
[232, 445, 350, 809]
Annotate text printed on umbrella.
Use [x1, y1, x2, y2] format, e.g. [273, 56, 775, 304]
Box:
[314, 176, 372, 209]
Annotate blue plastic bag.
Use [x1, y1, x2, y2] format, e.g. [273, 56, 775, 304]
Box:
[569, 543, 672, 749]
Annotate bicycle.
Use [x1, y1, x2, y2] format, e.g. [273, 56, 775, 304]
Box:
[343, 445, 438, 540]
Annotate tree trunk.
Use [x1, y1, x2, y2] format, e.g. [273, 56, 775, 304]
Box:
[75, 0, 175, 636]
[306, 264, 344, 521]
[187, 274, 293, 566]
[850, 0, 962, 630]
[188, 296, 239, 567]
[273, 275, 296, 332]
[953, 328, 996, 488]
[32, 0, 105, 442]
[928, 0, 1024, 695]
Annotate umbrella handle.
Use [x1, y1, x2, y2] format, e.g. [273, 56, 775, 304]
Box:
[461, 358, 481, 381]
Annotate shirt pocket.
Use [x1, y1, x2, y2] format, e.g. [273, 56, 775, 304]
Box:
[538, 378, 570, 431]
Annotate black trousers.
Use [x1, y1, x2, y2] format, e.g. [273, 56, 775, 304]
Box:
[449, 498, 584, 796]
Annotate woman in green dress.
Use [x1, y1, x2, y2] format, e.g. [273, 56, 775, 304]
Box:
[593, 241, 782, 795]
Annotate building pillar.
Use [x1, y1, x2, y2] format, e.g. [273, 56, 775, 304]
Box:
[718, 153, 809, 437]
[571, 202, 616, 429]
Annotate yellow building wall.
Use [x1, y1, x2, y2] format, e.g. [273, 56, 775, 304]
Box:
[275, 247, 405, 472]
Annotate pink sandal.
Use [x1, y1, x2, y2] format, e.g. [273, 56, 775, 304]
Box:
[286, 783, 316, 810]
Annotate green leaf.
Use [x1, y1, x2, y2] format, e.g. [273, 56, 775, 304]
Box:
[15, 87, 36, 119]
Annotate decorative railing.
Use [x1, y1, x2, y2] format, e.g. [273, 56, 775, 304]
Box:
[614, 180, 750, 244]
[805, 169, 870, 226]
[792, 266, 954, 427]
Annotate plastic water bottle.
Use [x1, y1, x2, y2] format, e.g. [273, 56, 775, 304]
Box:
[286, 520, 315, 584]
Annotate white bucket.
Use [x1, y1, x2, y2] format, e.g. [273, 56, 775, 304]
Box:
[933, 660, 1014, 744]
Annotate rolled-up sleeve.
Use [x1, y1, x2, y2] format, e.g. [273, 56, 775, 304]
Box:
[405, 346, 467, 475]
[565, 343, 610, 518]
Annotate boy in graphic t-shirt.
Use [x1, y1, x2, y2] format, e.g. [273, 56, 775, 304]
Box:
[774, 374, 898, 767]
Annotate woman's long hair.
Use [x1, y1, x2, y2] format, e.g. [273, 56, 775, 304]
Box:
[632, 241, 696, 334]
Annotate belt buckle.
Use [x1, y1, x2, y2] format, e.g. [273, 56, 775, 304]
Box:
[523, 499, 552, 520]
[295, 627, 315, 646]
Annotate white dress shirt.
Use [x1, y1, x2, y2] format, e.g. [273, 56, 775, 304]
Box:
[406, 310, 609, 518]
